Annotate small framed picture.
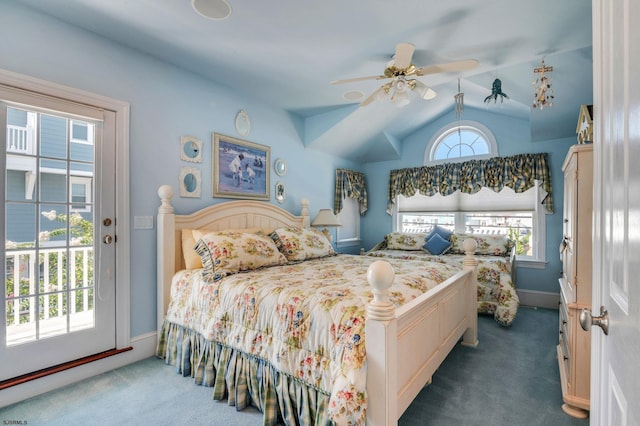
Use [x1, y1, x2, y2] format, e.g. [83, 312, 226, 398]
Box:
[179, 167, 201, 198]
[180, 135, 202, 163]
[275, 181, 285, 203]
[212, 133, 270, 200]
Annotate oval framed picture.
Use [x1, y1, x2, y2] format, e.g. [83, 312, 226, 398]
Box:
[235, 110, 251, 137]
[274, 158, 287, 176]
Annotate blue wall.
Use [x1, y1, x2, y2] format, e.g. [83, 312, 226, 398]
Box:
[0, 2, 361, 337]
[361, 108, 576, 295]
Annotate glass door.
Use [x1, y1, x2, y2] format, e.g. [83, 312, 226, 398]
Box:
[0, 88, 116, 381]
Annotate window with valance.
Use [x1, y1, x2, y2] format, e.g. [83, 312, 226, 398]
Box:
[334, 169, 368, 216]
[387, 153, 552, 215]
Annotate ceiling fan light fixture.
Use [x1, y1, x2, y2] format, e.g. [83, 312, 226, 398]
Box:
[394, 78, 408, 92]
[390, 90, 410, 108]
[410, 79, 437, 100]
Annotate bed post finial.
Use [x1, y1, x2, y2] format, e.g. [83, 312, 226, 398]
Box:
[158, 185, 174, 214]
[366, 260, 396, 321]
[300, 198, 310, 227]
[462, 238, 478, 267]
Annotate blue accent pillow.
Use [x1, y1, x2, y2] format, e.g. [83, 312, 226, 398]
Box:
[426, 225, 453, 242]
[423, 232, 452, 255]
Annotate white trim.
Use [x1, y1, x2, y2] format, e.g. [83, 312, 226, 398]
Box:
[0, 68, 131, 353]
[515, 258, 546, 269]
[336, 196, 360, 245]
[0, 332, 156, 408]
[516, 289, 560, 310]
[424, 120, 498, 166]
[70, 120, 94, 145]
[69, 175, 92, 213]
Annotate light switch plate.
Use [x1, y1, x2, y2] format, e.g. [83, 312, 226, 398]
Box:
[134, 216, 153, 230]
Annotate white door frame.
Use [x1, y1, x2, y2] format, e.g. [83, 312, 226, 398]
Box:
[0, 68, 131, 359]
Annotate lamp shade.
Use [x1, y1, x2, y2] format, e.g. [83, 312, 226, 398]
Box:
[311, 209, 342, 227]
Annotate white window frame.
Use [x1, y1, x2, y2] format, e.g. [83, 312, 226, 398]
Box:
[70, 119, 94, 145]
[336, 197, 360, 249]
[69, 176, 92, 212]
[392, 185, 547, 267]
[424, 120, 498, 165]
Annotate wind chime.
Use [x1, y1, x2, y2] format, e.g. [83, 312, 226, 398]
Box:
[532, 59, 554, 109]
[454, 78, 464, 119]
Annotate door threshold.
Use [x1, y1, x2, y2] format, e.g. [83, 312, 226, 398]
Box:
[0, 347, 133, 390]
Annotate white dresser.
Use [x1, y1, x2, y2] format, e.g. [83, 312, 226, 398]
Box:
[557, 143, 593, 418]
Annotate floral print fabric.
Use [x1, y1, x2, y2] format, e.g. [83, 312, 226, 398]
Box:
[367, 249, 518, 326]
[194, 231, 287, 282]
[160, 254, 460, 425]
[385, 232, 429, 251]
[449, 233, 514, 256]
[270, 226, 335, 262]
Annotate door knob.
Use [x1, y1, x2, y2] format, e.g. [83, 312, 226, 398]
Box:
[103, 235, 114, 244]
[579, 306, 609, 335]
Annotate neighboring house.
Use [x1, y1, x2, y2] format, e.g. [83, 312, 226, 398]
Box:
[6, 107, 93, 246]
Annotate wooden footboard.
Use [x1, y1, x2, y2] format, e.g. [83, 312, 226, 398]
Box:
[365, 240, 478, 426]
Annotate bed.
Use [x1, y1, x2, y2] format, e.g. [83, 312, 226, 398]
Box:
[155, 185, 479, 425]
[366, 230, 518, 327]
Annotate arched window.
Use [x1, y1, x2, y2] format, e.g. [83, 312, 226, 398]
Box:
[424, 120, 497, 165]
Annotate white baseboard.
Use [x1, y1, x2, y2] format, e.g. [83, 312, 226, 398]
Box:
[517, 289, 560, 310]
[0, 332, 157, 409]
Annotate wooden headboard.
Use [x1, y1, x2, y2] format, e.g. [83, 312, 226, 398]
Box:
[156, 185, 310, 331]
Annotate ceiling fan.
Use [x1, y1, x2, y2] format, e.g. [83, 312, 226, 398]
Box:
[331, 42, 479, 107]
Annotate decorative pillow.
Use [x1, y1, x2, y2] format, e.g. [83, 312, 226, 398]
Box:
[194, 231, 287, 282]
[422, 232, 452, 255]
[192, 227, 270, 242]
[270, 227, 335, 262]
[426, 225, 453, 242]
[449, 233, 514, 256]
[181, 228, 203, 270]
[385, 232, 429, 251]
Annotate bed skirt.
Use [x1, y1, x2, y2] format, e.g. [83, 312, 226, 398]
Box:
[156, 321, 333, 426]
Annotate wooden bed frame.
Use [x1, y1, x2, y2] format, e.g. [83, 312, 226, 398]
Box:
[156, 185, 479, 426]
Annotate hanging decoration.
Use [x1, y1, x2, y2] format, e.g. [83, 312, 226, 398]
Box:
[532, 59, 554, 109]
[484, 78, 509, 104]
[454, 78, 464, 119]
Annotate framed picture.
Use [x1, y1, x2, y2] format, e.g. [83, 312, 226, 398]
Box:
[179, 166, 201, 198]
[212, 133, 270, 200]
[180, 135, 203, 163]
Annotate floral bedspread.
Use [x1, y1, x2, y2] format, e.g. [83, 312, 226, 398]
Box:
[367, 250, 518, 326]
[164, 254, 460, 425]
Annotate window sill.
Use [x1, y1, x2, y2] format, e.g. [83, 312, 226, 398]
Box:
[515, 257, 547, 269]
[336, 239, 361, 249]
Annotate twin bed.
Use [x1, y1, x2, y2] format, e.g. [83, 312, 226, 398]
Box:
[366, 231, 518, 327]
[155, 185, 480, 425]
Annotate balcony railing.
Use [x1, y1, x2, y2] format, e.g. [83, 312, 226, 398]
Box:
[6, 124, 34, 155]
[5, 246, 94, 346]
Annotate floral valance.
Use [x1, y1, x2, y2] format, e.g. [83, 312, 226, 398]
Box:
[387, 153, 553, 214]
[334, 169, 368, 216]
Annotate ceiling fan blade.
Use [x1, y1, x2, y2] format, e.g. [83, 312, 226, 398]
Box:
[414, 59, 479, 76]
[331, 75, 388, 84]
[360, 86, 387, 107]
[393, 42, 415, 69]
[412, 80, 437, 100]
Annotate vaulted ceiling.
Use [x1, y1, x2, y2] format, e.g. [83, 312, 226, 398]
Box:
[17, 0, 593, 162]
